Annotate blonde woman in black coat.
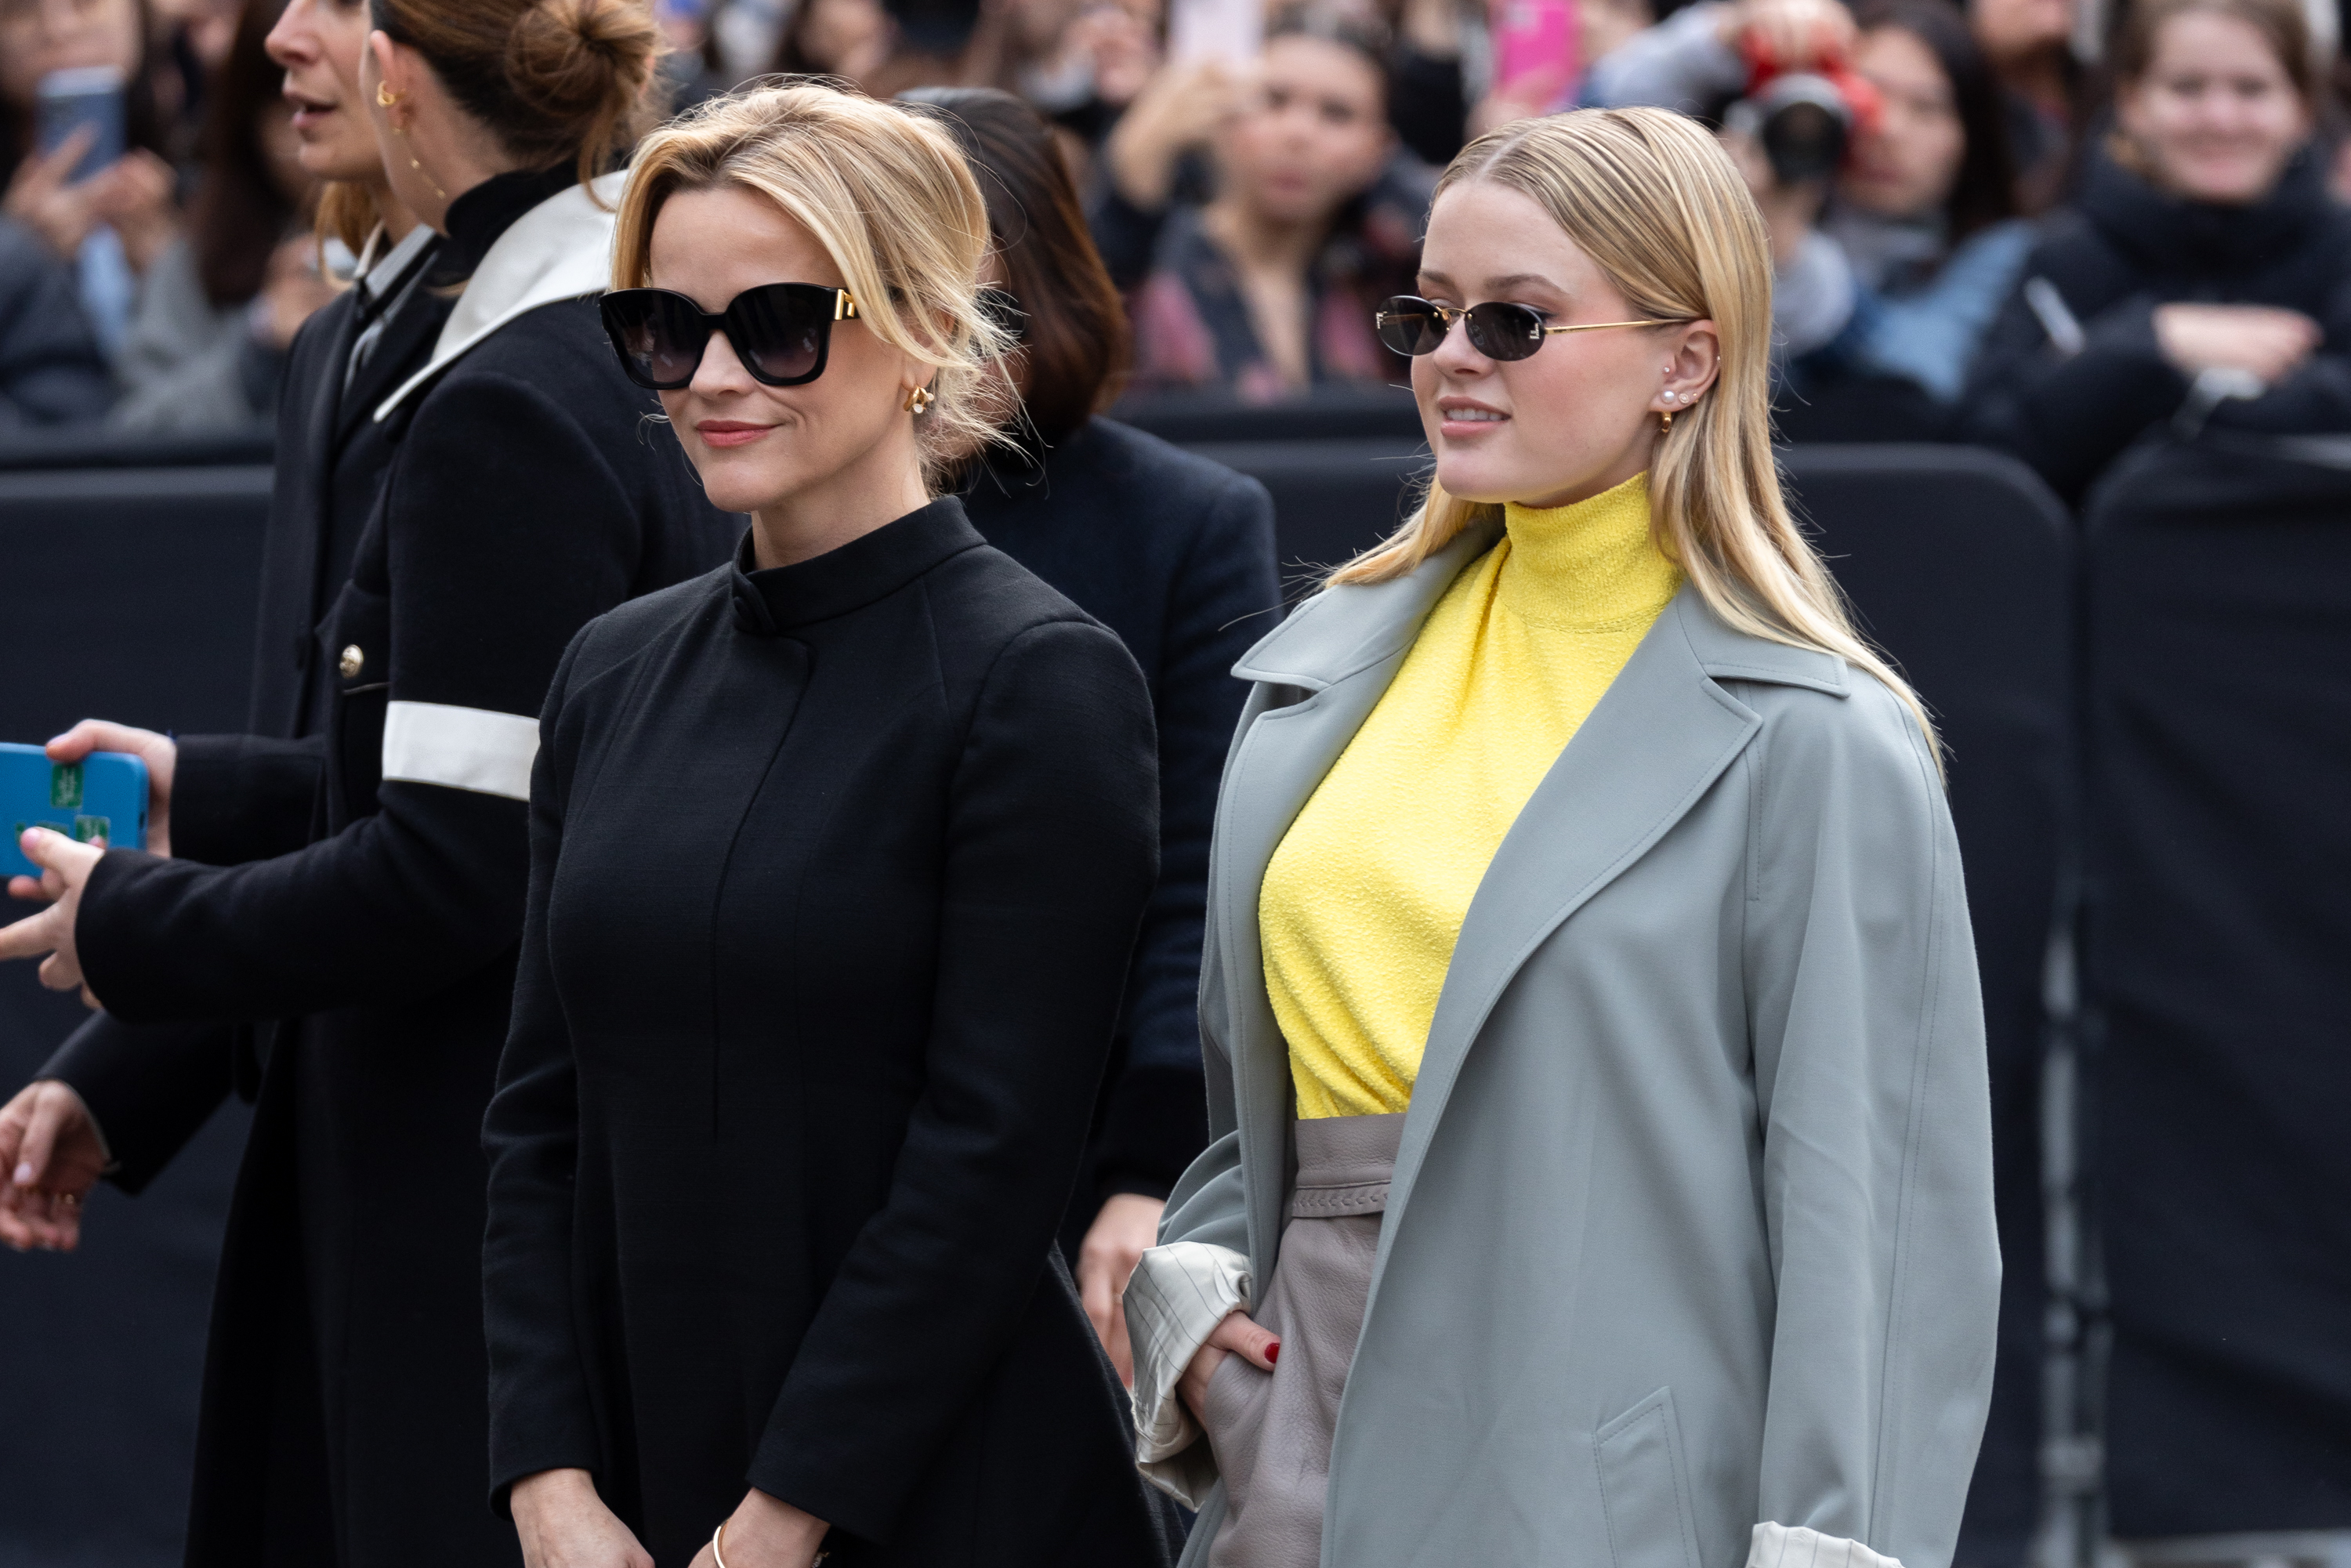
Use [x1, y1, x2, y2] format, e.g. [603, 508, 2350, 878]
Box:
[0, 2, 730, 1563]
[484, 84, 1169, 1568]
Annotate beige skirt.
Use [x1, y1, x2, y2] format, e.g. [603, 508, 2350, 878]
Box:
[1200, 1112, 1405, 1568]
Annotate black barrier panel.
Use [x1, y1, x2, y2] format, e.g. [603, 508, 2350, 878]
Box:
[2083, 440, 2351, 1537]
[0, 465, 270, 1567]
[1783, 446, 2073, 1563]
[1183, 436, 1429, 596]
[0, 428, 274, 473]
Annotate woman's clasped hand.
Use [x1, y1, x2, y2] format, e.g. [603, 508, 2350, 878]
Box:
[509, 1468, 830, 1568]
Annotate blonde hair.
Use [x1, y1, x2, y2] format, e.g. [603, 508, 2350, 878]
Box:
[613, 81, 1015, 486]
[1333, 107, 1937, 756]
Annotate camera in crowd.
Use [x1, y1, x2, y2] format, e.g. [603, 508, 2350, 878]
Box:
[1724, 42, 1883, 185]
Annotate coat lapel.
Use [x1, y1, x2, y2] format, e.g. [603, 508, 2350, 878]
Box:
[251, 293, 360, 736]
[1376, 584, 1851, 1238]
[371, 171, 625, 423]
[333, 281, 444, 451]
[1213, 521, 1499, 1265]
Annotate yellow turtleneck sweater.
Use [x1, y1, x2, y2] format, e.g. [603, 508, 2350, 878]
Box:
[1259, 471, 1683, 1119]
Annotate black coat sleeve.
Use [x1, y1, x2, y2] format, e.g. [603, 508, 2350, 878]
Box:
[1089, 185, 1168, 293]
[480, 629, 600, 1506]
[1095, 473, 1278, 1202]
[2203, 270, 2351, 440]
[749, 619, 1160, 1541]
[74, 367, 651, 1023]
[1389, 46, 1468, 168]
[38, 1014, 233, 1194]
[1964, 279, 2190, 503]
[2204, 352, 2351, 437]
[168, 733, 325, 867]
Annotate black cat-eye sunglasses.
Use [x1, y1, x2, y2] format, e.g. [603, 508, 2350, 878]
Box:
[599, 282, 858, 390]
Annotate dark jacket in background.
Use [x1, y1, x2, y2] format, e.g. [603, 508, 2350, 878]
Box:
[1388, 45, 1468, 168]
[42, 168, 735, 1568]
[0, 215, 114, 430]
[1965, 149, 2351, 502]
[481, 499, 1173, 1568]
[962, 416, 1280, 1220]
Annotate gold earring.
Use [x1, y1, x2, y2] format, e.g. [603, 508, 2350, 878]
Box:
[904, 385, 935, 415]
[1660, 407, 1673, 433]
[376, 83, 400, 108]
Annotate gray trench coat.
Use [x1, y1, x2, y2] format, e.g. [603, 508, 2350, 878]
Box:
[1135, 517, 2000, 1568]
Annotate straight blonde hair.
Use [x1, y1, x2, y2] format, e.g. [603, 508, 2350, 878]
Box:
[613, 81, 1015, 486]
[1334, 107, 1938, 758]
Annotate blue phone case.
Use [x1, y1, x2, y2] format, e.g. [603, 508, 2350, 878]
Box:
[2, 743, 148, 878]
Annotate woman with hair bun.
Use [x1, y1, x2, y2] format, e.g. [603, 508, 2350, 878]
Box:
[1125, 107, 1998, 1568]
[0, 2, 730, 1565]
[482, 81, 1173, 1568]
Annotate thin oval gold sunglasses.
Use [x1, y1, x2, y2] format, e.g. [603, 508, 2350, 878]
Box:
[1375, 295, 1687, 362]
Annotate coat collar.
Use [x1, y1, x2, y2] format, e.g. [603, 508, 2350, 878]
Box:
[729, 497, 985, 633]
[372, 169, 626, 422]
[1232, 515, 1849, 696]
[1215, 520, 1851, 1267]
[1233, 516, 1501, 692]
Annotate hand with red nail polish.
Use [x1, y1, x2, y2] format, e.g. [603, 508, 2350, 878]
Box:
[1179, 1308, 1281, 1422]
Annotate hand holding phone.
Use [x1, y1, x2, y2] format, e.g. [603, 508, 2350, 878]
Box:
[32, 721, 176, 859]
[35, 67, 127, 186]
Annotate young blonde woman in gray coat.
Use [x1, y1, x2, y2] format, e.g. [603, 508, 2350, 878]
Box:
[1125, 106, 2000, 1568]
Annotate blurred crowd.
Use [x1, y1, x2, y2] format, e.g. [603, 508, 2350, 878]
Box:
[4, 0, 2349, 496]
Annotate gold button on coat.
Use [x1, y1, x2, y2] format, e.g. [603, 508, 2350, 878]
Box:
[339, 645, 365, 679]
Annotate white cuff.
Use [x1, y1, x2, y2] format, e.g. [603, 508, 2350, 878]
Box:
[1122, 1240, 1252, 1506]
[380, 701, 539, 802]
[1749, 1523, 1904, 1568]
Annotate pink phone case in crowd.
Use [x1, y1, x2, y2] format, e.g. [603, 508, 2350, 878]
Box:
[1490, 0, 1579, 107]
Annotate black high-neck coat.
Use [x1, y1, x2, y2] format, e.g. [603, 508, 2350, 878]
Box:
[38, 169, 733, 1567]
[481, 498, 1173, 1568]
[1964, 149, 2351, 502]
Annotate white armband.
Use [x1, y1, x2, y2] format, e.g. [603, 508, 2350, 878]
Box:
[381, 701, 539, 802]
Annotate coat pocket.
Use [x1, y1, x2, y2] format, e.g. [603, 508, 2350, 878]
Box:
[1593, 1388, 1704, 1568]
[1200, 1349, 1273, 1487]
[321, 582, 392, 819]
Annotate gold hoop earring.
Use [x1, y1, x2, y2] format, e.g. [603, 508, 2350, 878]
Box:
[376, 83, 400, 108]
[1660, 407, 1673, 433]
[904, 385, 935, 415]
